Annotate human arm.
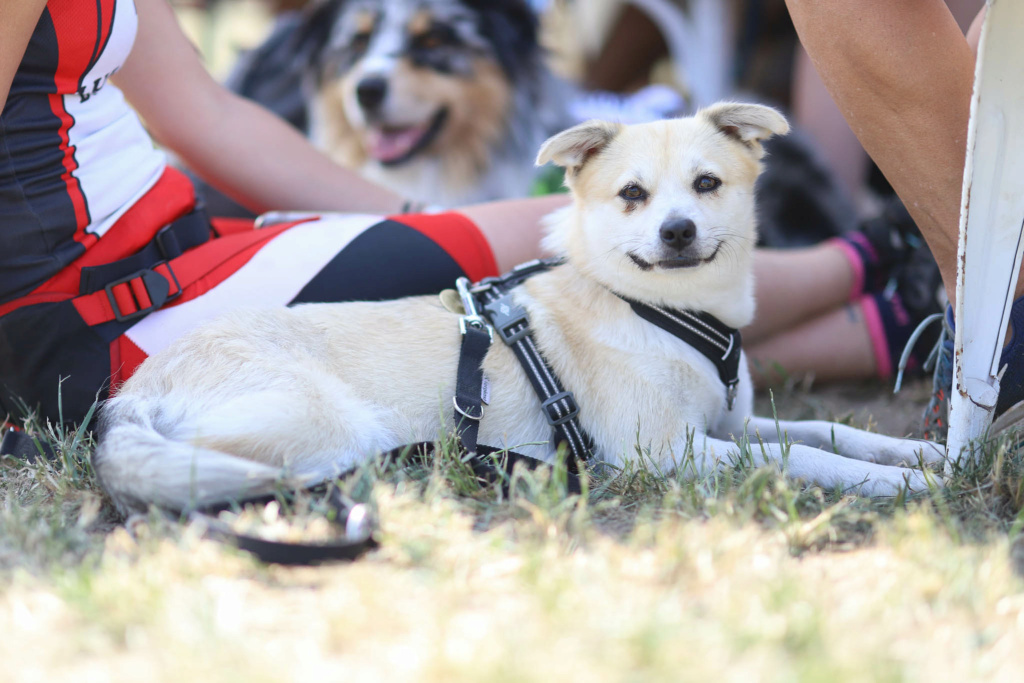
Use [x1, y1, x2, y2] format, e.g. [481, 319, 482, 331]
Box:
[113, 0, 571, 267]
[0, 0, 48, 112]
[111, 0, 405, 215]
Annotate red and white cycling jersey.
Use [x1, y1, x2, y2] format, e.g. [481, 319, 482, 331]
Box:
[1, 0, 165, 303]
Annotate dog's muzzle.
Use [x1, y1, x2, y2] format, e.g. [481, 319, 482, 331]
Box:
[356, 76, 388, 111]
[660, 217, 696, 251]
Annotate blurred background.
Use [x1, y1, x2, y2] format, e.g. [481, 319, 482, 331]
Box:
[170, 0, 984, 238]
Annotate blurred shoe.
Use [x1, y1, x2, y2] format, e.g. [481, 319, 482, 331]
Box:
[915, 296, 1024, 441]
[835, 196, 923, 297]
[991, 296, 1024, 436]
[568, 85, 686, 125]
[918, 306, 954, 441]
[867, 229, 946, 382]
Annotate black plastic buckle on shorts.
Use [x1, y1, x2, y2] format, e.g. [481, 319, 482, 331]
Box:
[541, 391, 580, 427]
[154, 222, 182, 261]
[104, 262, 181, 323]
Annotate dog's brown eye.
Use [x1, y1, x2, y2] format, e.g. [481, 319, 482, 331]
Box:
[414, 25, 457, 51]
[418, 33, 443, 50]
[694, 175, 721, 193]
[619, 184, 648, 201]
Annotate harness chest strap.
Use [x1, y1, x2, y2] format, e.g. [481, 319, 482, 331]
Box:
[469, 258, 595, 469]
[615, 295, 743, 410]
[450, 265, 588, 486]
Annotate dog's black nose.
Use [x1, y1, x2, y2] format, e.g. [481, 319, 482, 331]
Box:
[659, 218, 697, 251]
[356, 77, 388, 109]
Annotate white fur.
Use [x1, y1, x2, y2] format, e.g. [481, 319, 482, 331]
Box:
[94, 105, 944, 513]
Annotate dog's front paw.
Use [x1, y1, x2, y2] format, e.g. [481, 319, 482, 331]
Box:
[860, 466, 944, 497]
[870, 438, 946, 468]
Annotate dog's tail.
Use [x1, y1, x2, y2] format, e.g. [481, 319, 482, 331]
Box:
[93, 396, 324, 515]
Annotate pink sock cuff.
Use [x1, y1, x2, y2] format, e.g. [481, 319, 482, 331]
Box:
[829, 237, 866, 301]
[858, 294, 892, 379]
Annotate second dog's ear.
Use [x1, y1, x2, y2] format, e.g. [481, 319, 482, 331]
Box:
[536, 120, 622, 172]
[701, 102, 790, 152]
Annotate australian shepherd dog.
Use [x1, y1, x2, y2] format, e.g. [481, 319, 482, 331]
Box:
[269, 0, 569, 207]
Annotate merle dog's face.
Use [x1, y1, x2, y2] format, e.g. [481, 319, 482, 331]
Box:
[306, 0, 538, 169]
[323, 0, 492, 81]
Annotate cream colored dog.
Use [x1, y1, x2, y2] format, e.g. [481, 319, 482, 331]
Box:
[95, 103, 943, 513]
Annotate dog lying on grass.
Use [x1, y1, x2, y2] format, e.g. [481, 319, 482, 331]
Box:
[94, 103, 943, 514]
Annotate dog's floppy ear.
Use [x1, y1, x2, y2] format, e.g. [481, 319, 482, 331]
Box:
[701, 102, 789, 152]
[536, 120, 622, 173]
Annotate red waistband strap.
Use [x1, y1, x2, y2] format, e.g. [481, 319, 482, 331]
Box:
[0, 167, 196, 320]
[72, 261, 183, 325]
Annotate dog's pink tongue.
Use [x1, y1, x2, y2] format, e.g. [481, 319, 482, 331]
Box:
[366, 125, 428, 162]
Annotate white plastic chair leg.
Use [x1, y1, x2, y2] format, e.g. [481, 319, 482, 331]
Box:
[947, 0, 1024, 466]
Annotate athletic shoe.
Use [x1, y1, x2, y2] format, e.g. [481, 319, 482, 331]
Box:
[920, 306, 955, 441]
[920, 296, 1024, 441]
[991, 296, 1024, 436]
[876, 233, 946, 384]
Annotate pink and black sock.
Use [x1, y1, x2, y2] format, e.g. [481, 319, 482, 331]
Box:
[832, 198, 921, 299]
[858, 290, 939, 379]
[832, 233, 885, 300]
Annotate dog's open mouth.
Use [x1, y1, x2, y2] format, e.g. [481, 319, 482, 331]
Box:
[628, 243, 722, 271]
[365, 108, 449, 166]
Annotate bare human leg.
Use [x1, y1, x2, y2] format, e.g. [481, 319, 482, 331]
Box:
[745, 242, 855, 344]
[747, 300, 877, 387]
[783, 0, 979, 301]
[460, 194, 570, 273]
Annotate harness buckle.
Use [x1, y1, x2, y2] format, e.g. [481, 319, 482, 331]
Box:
[455, 277, 493, 340]
[104, 262, 180, 323]
[725, 380, 739, 411]
[541, 391, 580, 427]
[483, 293, 529, 345]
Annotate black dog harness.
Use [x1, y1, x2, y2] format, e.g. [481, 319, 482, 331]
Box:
[450, 257, 743, 475]
[453, 259, 593, 475]
[614, 296, 743, 410]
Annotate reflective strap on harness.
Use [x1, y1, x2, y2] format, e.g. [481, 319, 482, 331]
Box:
[469, 258, 594, 471]
[615, 293, 743, 410]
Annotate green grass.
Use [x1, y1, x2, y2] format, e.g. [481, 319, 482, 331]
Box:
[4, 385, 1024, 682]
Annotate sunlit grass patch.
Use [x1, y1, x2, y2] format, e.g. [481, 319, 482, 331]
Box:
[4, 389, 1024, 680]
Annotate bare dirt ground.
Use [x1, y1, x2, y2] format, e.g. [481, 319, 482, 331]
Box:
[756, 377, 935, 439]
